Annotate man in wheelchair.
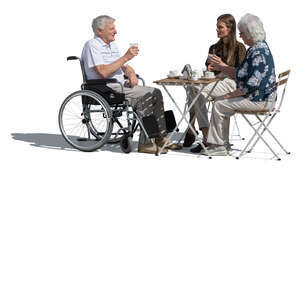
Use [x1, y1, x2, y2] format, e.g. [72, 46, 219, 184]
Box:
[81, 15, 181, 154]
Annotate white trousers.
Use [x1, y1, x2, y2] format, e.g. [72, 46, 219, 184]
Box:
[207, 96, 273, 146]
[187, 78, 236, 128]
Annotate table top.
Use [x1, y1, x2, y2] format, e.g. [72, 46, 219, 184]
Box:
[154, 76, 219, 86]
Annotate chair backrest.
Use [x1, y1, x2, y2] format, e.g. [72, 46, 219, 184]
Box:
[67, 56, 87, 84]
[276, 69, 291, 111]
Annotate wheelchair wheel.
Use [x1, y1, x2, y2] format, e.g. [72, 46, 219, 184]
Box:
[107, 111, 137, 144]
[58, 90, 113, 152]
[120, 134, 132, 153]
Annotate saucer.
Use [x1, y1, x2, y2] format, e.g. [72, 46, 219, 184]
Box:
[167, 74, 180, 78]
[201, 76, 216, 79]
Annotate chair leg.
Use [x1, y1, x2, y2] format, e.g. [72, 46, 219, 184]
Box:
[249, 114, 290, 154]
[230, 114, 244, 140]
[237, 114, 281, 160]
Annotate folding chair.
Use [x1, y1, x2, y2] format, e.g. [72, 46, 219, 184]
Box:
[235, 70, 291, 160]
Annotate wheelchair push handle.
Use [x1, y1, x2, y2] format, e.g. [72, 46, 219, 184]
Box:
[67, 56, 80, 61]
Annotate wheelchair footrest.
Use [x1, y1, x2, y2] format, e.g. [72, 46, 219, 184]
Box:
[142, 115, 160, 138]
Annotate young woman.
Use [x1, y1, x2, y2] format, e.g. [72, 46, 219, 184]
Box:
[184, 14, 246, 152]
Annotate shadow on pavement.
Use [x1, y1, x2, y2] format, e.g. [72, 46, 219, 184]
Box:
[11, 133, 138, 153]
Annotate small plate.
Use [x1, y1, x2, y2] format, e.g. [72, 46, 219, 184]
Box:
[201, 76, 216, 79]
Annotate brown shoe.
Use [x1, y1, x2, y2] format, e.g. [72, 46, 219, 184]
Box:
[138, 143, 168, 154]
[155, 137, 182, 150]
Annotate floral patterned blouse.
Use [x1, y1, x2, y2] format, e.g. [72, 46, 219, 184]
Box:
[236, 41, 277, 102]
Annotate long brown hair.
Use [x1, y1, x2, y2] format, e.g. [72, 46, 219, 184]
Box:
[216, 14, 237, 66]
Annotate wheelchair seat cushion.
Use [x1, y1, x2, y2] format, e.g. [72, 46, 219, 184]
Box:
[84, 81, 125, 105]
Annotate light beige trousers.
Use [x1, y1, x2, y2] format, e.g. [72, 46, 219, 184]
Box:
[207, 96, 273, 146]
[187, 78, 236, 128]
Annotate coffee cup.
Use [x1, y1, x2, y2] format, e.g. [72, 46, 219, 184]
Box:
[168, 70, 179, 77]
[204, 71, 215, 78]
[191, 70, 200, 80]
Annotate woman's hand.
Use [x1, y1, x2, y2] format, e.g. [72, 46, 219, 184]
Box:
[207, 64, 214, 71]
[221, 89, 245, 100]
[208, 55, 227, 71]
[222, 93, 231, 100]
[208, 55, 226, 65]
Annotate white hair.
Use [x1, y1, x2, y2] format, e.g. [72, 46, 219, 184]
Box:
[92, 15, 115, 35]
[238, 13, 266, 43]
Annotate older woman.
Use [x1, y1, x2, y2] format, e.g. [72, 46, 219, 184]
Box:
[184, 14, 246, 152]
[200, 13, 277, 156]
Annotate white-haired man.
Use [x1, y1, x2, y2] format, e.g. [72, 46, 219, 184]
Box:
[81, 15, 181, 154]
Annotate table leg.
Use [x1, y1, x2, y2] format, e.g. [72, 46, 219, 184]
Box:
[158, 81, 219, 157]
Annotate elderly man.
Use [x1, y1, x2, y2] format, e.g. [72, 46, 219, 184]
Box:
[81, 15, 181, 154]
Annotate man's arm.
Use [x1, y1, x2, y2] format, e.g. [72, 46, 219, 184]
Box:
[122, 64, 139, 87]
[122, 64, 136, 77]
[93, 46, 139, 78]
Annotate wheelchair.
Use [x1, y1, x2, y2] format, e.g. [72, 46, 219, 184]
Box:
[58, 56, 171, 153]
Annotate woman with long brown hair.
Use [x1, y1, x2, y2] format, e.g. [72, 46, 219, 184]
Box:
[184, 14, 246, 152]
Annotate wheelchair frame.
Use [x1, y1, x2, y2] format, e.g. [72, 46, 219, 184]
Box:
[58, 56, 152, 153]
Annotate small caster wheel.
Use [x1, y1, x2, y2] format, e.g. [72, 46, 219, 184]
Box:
[209, 156, 212, 159]
[120, 134, 132, 153]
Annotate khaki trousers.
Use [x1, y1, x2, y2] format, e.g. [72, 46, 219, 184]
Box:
[207, 96, 273, 146]
[187, 78, 236, 128]
[111, 85, 167, 145]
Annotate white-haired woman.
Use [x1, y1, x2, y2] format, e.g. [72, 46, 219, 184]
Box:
[200, 13, 277, 156]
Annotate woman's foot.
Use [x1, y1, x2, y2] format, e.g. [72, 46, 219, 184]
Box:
[200, 145, 229, 156]
[183, 131, 198, 147]
[190, 142, 208, 153]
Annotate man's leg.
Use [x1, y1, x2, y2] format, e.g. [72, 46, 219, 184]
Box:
[111, 85, 167, 146]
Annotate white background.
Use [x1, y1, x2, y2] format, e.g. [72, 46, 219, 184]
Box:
[1, 0, 299, 299]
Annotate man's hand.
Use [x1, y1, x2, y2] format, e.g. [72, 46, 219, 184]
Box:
[128, 74, 139, 88]
[122, 64, 139, 88]
[124, 46, 139, 62]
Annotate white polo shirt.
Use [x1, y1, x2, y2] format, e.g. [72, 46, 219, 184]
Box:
[81, 36, 125, 84]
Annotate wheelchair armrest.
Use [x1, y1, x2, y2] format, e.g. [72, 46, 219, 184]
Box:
[124, 74, 145, 86]
[124, 74, 141, 79]
[86, 78, 118, 85]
